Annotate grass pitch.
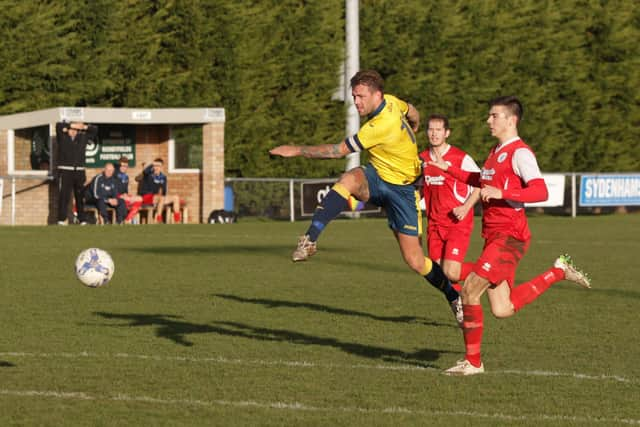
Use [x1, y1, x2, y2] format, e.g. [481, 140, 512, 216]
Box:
[0, 215, 638, 426]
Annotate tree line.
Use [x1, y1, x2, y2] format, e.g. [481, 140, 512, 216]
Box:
[0, 0, 637, 176]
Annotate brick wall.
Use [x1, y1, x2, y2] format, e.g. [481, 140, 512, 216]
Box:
[0, 129, 52, 225]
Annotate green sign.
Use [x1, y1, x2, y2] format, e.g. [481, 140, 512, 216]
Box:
[85, 125, 136, 167]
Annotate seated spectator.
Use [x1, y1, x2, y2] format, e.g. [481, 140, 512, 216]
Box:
[86, 162, 127, 224]
[115, 156, 143, 224]
[136, 158, 183, 223]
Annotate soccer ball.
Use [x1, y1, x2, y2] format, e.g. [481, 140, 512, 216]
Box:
[75, 248, 115, 288]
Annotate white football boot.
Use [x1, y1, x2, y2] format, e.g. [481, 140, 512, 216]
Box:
[292, 235, 317, 262]
[444, 359, 485, 376]
[554, 254, 591, 289]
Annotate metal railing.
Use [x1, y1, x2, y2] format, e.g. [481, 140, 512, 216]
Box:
[225, 173, 640, 222]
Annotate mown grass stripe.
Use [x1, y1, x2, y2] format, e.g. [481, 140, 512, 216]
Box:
[1, 388, 638, 425]
[1, 351, 635, 384]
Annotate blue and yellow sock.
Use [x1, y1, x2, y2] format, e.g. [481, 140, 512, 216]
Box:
[421, 257, 459, 302]
[306, 183, 350, 242]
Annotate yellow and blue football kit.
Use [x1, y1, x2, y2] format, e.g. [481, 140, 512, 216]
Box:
[344, 94, 422, 236]
[297, 92, 460, 321]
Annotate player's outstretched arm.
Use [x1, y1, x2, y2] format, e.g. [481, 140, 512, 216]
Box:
[270, 141, 350, 159]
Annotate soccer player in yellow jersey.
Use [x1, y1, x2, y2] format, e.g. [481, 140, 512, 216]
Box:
[270, 70, 463, 325]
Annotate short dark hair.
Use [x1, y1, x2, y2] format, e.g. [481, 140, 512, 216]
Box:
[350, 70, 384, 94]
[119, 156, 129, 164]
[427, 114, 450, 130]
[153, 158, 164, 164]
[490, 96, 523, 123]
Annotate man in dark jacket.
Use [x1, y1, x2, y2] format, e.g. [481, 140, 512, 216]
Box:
[56, 121, 98, 225]
[86, 163, 127, 224]
[136, 158, 183, 223]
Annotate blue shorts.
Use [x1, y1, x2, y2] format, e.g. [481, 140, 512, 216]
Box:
[363, 164, 421, 236]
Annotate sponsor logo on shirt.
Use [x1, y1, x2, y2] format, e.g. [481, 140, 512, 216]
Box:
[425, 175, 446, 186]
[497, 152, 508, 163]
[481, 168, 495, 181]
[481, 262, 492, 272]
[452, 248, 459, 255]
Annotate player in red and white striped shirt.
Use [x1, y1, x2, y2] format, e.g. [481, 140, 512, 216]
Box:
[429, 96, 591, 376]
[420, 114, 480, 290]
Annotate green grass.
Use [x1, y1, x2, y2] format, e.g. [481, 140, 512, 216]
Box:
[0, 215, 638, 426]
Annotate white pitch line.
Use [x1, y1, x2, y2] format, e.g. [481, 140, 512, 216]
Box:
[0, 351, 636, 385]
[0, 388, 638, 425]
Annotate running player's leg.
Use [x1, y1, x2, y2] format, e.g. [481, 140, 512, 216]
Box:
[478, 234, 526, 319]
[307, 167, 367, 241]
[426, 225, 444, 266]
[444, 272, 492, 375]
[389, 182, 461, 325]
[293, 167, 368, 261]
[446, 234, 516, 374]
[402, 232, 459, 303]
[479, 233, 583, 316]
[440, 233, 471, 281]
[397, 233, 458, 302]
[440, 228, 472, 289]
[493, 255, 590, 315]
[459, 262, 475, 282]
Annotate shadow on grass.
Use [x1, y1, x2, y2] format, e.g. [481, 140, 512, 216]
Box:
[214, 293, 455, 328]
[126, 244, 409, 274]
[126, 244, 294, 256]
[93, 312, 453, 368]
[0, 361, 15, 367]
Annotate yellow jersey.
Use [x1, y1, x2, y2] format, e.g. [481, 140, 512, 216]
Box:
[345, 94, 421, 185]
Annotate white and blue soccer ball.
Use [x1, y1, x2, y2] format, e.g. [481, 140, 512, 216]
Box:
[75, 248, 115, 288]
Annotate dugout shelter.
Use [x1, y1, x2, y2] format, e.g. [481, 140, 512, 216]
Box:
[0, 107, 225, 225]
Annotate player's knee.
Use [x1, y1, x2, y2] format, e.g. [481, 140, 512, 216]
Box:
[490, 305, 514, 319]
[338, 169, 364, 195]
[405, 255, 425, 274]
[460, 285, 474, 301]
[442, 265, 460, 282]
[460, 279, 485, 302]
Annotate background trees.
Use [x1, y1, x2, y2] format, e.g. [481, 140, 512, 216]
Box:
[0, 0, 637, 175]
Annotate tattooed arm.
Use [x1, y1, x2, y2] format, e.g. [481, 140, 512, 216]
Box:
[270, 141, 350, 159]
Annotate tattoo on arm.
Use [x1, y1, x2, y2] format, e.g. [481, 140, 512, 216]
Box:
[300, 144, 344, 159]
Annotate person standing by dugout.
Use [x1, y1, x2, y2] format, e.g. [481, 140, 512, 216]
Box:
[55, 121, 98, 225]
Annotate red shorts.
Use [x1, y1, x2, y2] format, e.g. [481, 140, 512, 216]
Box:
[427, 225, 471, 263]
[473, 232, 529, 287]
[141, 194, 155, 205]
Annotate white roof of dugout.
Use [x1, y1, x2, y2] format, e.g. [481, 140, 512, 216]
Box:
[0, 107, 225, 130]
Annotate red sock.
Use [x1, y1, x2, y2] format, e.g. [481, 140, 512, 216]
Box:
[460, 262, 475, 281]
[125, 201, 142, 222]
[462, 304, 483, 367]
[510, 267, 564, 312]
[173, 212, 181, 223]
[155, 214, 163, 223]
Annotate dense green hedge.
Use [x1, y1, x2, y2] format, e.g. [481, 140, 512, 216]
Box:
[0, 0, 637, 174]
